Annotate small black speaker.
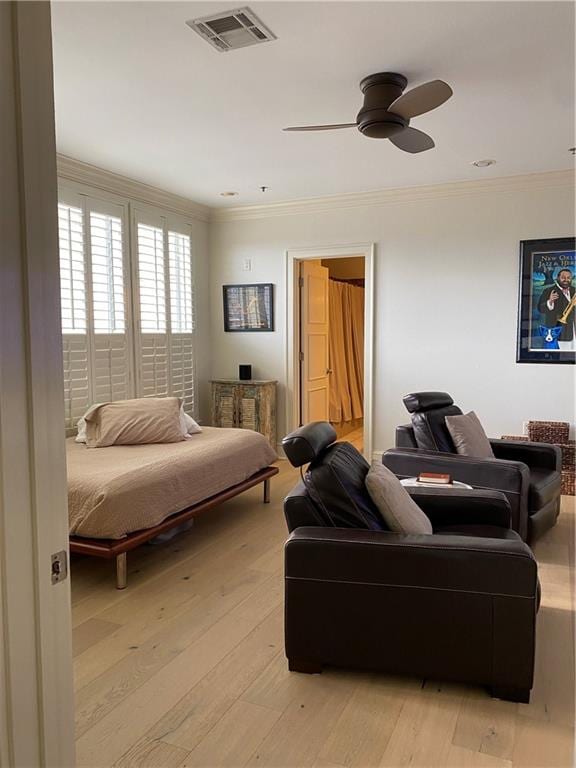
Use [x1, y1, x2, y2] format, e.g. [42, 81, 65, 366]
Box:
[239, 365, 252, 381]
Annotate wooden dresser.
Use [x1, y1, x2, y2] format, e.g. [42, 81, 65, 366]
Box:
[211, 379, 277, 449]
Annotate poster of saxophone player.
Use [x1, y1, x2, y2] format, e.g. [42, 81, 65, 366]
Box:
[517, 238, 575, 364]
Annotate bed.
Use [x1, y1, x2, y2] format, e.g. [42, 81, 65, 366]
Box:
[67, 426, 278, 588]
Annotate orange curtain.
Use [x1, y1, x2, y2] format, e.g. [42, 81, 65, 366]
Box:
[328, 280, 364, 424]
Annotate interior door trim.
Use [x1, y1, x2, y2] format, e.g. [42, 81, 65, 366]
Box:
[285, 243, 375, 461]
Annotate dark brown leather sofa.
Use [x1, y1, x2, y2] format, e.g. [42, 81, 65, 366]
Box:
[385, 392, 562, 542]
[282, 422, 539, 703]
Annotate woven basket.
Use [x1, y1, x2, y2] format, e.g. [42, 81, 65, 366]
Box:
[501, 434, 529, 442]
[527, 420, 570, 444]
[561, 469, 575, 496]
[560, 441, 576, 470]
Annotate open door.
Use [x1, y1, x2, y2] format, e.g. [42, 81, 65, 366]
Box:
[300, 260, 330, 424]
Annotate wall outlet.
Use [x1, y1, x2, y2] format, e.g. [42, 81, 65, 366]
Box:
[242, 258, 252, 272]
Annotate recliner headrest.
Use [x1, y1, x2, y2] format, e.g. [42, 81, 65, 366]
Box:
[282, 422, 337, 467]
[403, 392, 454, 414]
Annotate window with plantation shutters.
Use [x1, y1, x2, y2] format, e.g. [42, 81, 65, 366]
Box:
[58, 203, 86, 334]
[169, 231, 195, 413]
[134, 214, 195, 414]
[58, 194, 133, 432]
[58, 192, 197, 433]
[90, 212, 125, 334]
[59, 202, 90, 430]
[169, 232, 193, 333]
[89, 207, 132, 405]
[137, 223, 166, 333]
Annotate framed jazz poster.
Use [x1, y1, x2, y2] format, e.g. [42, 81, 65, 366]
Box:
[516, 237, 575, 364]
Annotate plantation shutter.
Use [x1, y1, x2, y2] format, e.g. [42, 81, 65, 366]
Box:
[88, 201, 132, 404]
[168, 230, 195, 413]
[57, 193, 132, 432]
[135, 218, 169, 399]
[134, 211, 195, 414]
[58, 198, 91, 431]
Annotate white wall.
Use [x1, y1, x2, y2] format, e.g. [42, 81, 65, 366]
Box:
[210, 175, 575, 451]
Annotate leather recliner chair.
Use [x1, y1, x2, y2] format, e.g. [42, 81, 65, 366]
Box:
[282, 422, 539, 704]
[384, 392, 562, 543]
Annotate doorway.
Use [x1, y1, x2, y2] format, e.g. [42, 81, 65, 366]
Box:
[286, 244, 374, 460]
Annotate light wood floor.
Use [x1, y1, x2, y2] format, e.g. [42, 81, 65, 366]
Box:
[71, 462, 575, 768]
[342, 427, 363, 452]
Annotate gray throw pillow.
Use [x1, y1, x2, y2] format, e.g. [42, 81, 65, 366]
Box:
[445, 411, 494, 458]
[365, 463, 433, 535]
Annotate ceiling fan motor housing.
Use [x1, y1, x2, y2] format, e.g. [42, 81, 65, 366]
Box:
[357, 72, 409, 138]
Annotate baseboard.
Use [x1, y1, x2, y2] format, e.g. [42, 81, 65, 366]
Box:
[372, 450, 383, 463]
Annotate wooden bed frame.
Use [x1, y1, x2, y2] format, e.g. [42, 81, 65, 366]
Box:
[69, 465, 279, 589]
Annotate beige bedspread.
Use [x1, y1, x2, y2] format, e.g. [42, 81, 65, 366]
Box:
[67, 427, 277, 539]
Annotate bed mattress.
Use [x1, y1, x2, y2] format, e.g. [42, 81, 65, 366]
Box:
[67, 427, 277, 539]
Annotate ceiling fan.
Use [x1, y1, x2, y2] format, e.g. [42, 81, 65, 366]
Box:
[283, 72, 453, 153]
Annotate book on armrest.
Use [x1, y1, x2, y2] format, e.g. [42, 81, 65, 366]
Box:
[417, 472, 452, 485]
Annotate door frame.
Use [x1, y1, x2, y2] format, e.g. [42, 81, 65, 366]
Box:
[285, 243, 375, 460]
[0, 3, 76, 765]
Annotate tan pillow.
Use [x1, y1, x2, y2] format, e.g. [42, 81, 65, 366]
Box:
[85, 397, 185, 448]
[445, 411, 494, 458]
[365, 463, 433, 535]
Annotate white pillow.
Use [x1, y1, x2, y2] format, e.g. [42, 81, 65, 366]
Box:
[180, 408, 202, 437]
[76, 400, 202, 443]
[75, 405, 103, 443]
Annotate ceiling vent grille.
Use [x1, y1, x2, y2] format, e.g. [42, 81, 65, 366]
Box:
[186, 7, 276, 52]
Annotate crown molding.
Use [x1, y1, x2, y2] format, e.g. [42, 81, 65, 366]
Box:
[56, 155, 210, 222]
[210, 169, 574, 223]
[56, 157, 573, 226]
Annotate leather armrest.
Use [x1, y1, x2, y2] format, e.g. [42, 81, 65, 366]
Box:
[490, 439, 562, 472]
[406, 487, 511, 528]
[382, 447, 530, 493]
[395, 424, 417, 449]
[285, 527, 538, 599]
[284, 480, 326, 531]
[382, 447, 530, 540]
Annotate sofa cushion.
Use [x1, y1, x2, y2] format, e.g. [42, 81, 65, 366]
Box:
[529, 468, 562, 509]
[365, 463, 433, 535]
[304, 442, 387, 530]
[445, 411, 494, 459]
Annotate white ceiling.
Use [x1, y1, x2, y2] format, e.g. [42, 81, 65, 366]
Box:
[51, 1, 575, 208]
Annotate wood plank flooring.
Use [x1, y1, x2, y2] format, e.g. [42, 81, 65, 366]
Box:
[71, 462, 575, 768]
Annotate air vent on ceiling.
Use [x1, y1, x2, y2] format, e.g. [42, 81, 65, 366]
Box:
[186, 7, 276, 52]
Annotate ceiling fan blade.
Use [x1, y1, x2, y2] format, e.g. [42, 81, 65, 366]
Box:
[389, 127, 435, 153]
[283, 123, 356, 132]
[388, 80, 453, 120]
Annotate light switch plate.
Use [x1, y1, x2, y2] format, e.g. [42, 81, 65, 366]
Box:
[242, 258, 252, 271]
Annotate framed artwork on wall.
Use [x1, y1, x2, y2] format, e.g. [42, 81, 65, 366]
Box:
[223, 283, 274, 332]
[516, 237, 575, 364]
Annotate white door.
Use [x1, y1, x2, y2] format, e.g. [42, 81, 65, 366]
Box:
[0, 3, 75, 766]
[300, 260, 330, 423]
